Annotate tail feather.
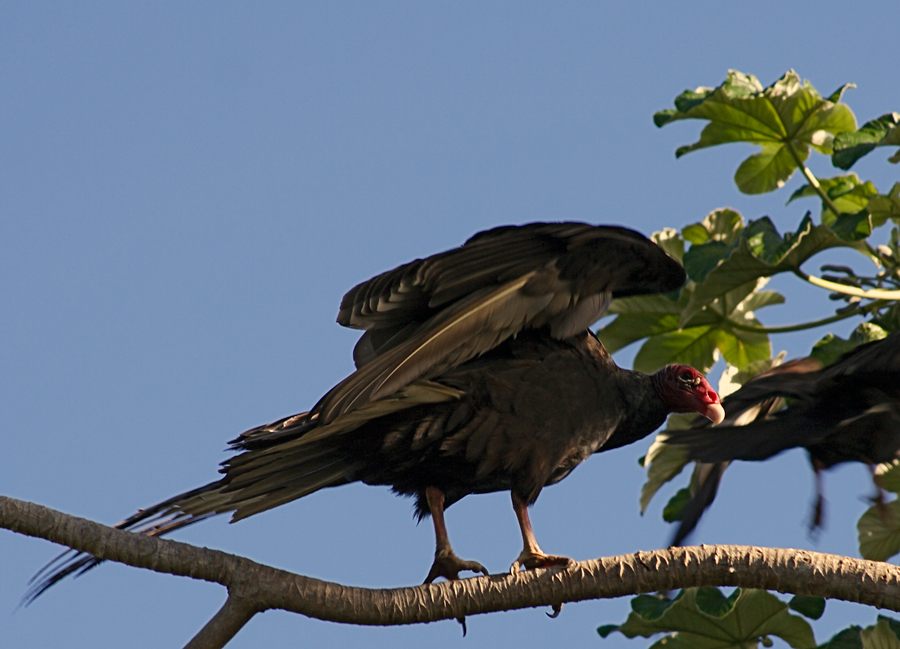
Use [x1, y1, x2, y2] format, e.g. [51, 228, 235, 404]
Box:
[24, 414, 351, 604]
[23, 483, 221, 607]
[26, 380, 461, 604]
[232, 464, 353, 521]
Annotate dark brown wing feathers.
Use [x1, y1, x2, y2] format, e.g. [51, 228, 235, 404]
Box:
[340, 223, 684, 331]
[322, 223, 683, 423]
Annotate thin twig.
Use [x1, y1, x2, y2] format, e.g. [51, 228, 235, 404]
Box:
[723, 299, 888, 334]
[795, 270, 900, 299]
[785, 141, 843, 217]
[726, 310, 864, 334]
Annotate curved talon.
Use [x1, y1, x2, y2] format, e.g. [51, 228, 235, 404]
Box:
[424, 552, 488, 583]
[423, 486, 489, 584]
[547, 603, 563, 618]
[510, 550, 574, 574]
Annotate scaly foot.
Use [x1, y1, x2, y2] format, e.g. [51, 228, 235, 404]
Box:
[424, 549, 488, 583]
[510, 549, 575, 574]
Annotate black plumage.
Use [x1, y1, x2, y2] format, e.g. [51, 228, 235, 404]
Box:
[28, 222, 724, 602]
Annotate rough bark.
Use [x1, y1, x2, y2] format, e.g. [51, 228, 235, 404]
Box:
[4, 495, 900, 647]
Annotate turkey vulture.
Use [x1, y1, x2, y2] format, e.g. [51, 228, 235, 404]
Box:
[27, 222, 723, 602]
[668, 332, 900, 544]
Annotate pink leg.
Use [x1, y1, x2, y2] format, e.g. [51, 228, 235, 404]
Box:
[510, 492, 574, 573]
[423, 487, 488, 583]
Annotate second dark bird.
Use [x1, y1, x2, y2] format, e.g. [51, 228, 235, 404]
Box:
[669, 332, 900, 545]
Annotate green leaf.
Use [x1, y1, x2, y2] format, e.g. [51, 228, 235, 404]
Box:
[603, 236, 784, 374]
[653, 228, 687, 263]
[714, 327, 771, 372]
[663, 487, 692, 522]
[744, 217, 792, 262]
[861, 618, 900, 649]
[656, 70, 857, 194]
[868, 183, 900, 225]
[735, 141, 803, 194]
[833, 112, 900, 170]
[640, 434, 692, 513]
[597, 313, 682, 354]
[685, 241, 735, 283]
[681, 214, 851, 326]
[810, 333, 859, 367]
[682, 209, 746, 281]
[689, 209, 746, 244]
[874, 295, 900, 335]
[633, 592, 678, 620]
[817, 626, 863, 649]
[876, 460, 900, 495]
[599, 588, 816, 649]
[602, 209, 793, 375]
[789, 595, 826, 620]
[732, 289, 786, 316]
[811, 324, 888, 367]
[695, 587, 740, 617]
[787, 173, 879, 222]
[633, 325, 721, 374]
[654, 72, 764, 128]
[717, 352, 787, 398]
[831, 211, 873, 242]
[598, 283, 727, 363]
[879, 618, 900, 644]
[728, 328, 773, 367]
[684, 223, 712, 244]
[853, 322, 889, 343]
[857, 498, 900, 561]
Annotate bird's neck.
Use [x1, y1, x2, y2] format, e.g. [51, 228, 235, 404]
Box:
[600, 372, 670, 452]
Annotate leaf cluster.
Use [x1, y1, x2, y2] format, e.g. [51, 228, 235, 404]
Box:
[603, 69, 900, 648]
[600, 588, 900, 649]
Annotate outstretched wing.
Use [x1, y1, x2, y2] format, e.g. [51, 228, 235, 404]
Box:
[318, 223, 684, 423]
[818, 331, 900, 378]
[673, 336, 900, 463]
[669, 357, 829, 466]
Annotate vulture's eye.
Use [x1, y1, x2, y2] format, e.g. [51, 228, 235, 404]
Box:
[679, 370, 694, 382]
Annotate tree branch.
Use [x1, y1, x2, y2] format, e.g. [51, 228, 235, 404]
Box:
[5, 495, 900, 643]
[184, 594, 260, 649]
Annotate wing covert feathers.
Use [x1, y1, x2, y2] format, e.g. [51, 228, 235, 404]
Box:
[325, 223, 684, 422]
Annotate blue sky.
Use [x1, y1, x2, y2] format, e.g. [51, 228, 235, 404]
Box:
[2, 3, 900, 648]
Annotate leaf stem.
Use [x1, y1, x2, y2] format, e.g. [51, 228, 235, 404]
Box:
[785, 142, 843, 217]
[794, 270, 900, 299]
[725, 307, 872, 335]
